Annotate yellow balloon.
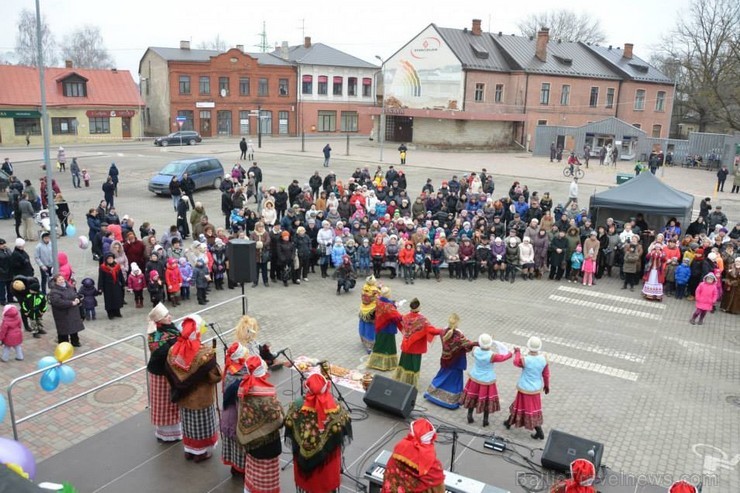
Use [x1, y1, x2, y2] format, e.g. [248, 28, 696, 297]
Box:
[54, 342, 74, 363]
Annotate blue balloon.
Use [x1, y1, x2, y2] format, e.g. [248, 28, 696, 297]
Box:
[37, 356, 58, 370]
[58, 364, 76, 384]
[0, 394, 6, 423]
[66, 224, 76, 236]
[40, 368, 60, 392]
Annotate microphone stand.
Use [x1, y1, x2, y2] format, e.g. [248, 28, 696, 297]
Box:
[437, 425, 463, 473]
[207, 322, 229, 354]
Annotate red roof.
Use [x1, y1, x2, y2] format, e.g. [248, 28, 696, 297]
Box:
[0, 65, 144, 107]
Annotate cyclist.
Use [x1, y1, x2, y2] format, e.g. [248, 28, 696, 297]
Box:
[567, 151, 581, 176]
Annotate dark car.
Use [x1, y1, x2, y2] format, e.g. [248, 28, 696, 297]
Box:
[148, 157, 225, 195]
[153, 131, 202, 147]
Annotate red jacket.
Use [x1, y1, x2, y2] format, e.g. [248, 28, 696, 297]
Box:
[371, 242, 386, 259]
[165, 263, 182, 293]
[400, 312, 443, 354]
[0, 305, 23, 346]
[399, 246, 415, 265]
[127, 272, 146, 291]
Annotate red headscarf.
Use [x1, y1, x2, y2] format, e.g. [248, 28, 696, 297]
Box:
[223, 342, 247, 381]
[563, 459, 596, 493]
[302, 373, 338, 430]
[169, 317, 201, 371]
[238, 355, 274, 398]
[669, 481, 697, 493]
[392, 418, 439, 476]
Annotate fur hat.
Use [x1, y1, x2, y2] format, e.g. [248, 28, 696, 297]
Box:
[478, 333, 493, 350]
[147, 303, 170, 334]
[527, 336, 542, 352]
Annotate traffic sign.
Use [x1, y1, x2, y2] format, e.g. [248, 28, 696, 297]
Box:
[175, 116, 187, 122]
[177, 121, 184, 128]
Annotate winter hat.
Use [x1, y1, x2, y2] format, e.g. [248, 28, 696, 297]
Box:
[682, 258, 691, 265]
[214, 238, 224, 247]
[704, 273, 716, 282]
[281, 231, 290, 240]
[707, 252, 717, 261]
[478, 334, 493, 350]
[523, 236, 531, 243]
[178, 257, 187, 266]
[509, 238, 517, 247]
[147, 303, 170, 334]
[149, 270, 159, 280]
[14, 238, 25, 248]
[362, 238, 369, 245]
[131, 262, 141, 274]
[527, 336, 542, 352]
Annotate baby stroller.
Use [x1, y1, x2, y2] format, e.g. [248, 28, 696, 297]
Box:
[34, 209, 60, 236]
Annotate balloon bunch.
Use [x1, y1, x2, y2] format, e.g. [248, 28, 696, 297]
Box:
[37, 343, 77, 392]
[65, 223, 76, 237]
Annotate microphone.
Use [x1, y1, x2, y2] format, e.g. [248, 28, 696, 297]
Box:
[207, 322, 219, 329]
[587, 446, 596, 458]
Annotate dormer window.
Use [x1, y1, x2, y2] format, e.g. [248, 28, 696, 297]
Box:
[58, 73, 89, 97]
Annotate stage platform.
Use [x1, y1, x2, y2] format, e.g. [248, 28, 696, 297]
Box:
[36, 370, 665, 493]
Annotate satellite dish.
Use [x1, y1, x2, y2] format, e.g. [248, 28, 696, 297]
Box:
[220, 88, 227, 97]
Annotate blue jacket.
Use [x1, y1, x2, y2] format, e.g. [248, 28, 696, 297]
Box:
[514, 201, 529, 217]
[331, 244, 346, 267]
[517, 354, 547, 393]
[675, 264, 691, 285]
[570, 251, 584, 269]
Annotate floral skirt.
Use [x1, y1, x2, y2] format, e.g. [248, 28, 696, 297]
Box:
[642, 268, 663, 299]
[424, 367, 464, 409]
[359, 319, 376, 353]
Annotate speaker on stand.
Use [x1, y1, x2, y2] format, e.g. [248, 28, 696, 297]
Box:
[226, 239, 256, 315]
[540, 429, 604, 474]
[363, 375, 417, 419]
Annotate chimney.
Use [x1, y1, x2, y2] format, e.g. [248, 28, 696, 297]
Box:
[472, 19, 482, 36]
[65, 60, 73, 68]
[236, 44, 244, 52]
[535, 27, 549, 62]
[304, 36, 311, 48]
[180, 40, 190, 50]
[623, 43, 634, 59]
[280, 41, 290, 60]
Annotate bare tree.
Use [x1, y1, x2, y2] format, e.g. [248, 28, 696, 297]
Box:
[517, 9, 606, 44]
[197, 35, 227, 51]
[60, 25, 115, 69]
[14, 8, 57, 67]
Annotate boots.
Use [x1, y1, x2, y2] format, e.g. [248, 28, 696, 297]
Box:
[435, 272, 441, 282]
[467, 408, 474, 424]
[531, 426, 545, 440]
[503, 417, 511, 430]
[482, 410, 490, 427]
[529, 272, 535, 280]
[510, 272, 515, 284]
[321, 264, 328, 278]
[522, 272, 528, 281]
[499, 270, 505, 282]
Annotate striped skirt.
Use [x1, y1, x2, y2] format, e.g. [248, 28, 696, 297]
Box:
[221, 435, 246, 473]
[460, 380, 501, 413]
[507, 391, 543, 430]
[244, 455, 280, 493]
[181, 405, 219, 455]
[148, 373, 182, 441]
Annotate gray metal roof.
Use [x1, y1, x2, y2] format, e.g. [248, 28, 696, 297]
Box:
[144, 47, 293, 66]
[490, 34, 621, 80]
[278, 43, 378, 69]
[434, 26, 510, 72]
[584, 44, 673, 84]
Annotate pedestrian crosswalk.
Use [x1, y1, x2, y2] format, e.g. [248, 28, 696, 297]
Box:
[548, 285, 665, 320]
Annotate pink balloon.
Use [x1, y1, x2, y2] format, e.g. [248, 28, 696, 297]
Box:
[0, 437, 36, 479]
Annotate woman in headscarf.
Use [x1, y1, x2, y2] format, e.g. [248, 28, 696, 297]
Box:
[285, 373, 352, 493]
[460, 333, 512, 425]
[367, 285, 403, 371]
[165, 315, 221, 462]
[504, 336, 550, 440]
[381, 418, 445, 493]
[220, 342, 249, 477]
[423, 313, 477, 410]
[642, 243, 667, 301]
[549, 458, 596, 493]
[358, 275, 380, 353]
[666, 481, 698, 493]
[237, 355, 284, 493]
[98, 252, 125, 319]
[720, 257, 740, 314]
[145, 303, 182, 443]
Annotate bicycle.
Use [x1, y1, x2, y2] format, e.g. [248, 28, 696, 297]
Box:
[563, 165, 584, 179]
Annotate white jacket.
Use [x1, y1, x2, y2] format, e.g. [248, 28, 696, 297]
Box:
[518, 242, 535, 264]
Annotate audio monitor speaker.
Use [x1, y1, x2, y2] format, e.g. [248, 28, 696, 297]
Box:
[363, 375, 417, 419]
[227, 239, 256, 284]
[541, 429, 603, 473]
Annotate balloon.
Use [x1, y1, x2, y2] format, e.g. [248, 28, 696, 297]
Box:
[54, 342, 74, 363]
[40, 368, 60, 392]
[78, 235, 90, 250]
[58, 365, 76, 384]
[37, 356, 58, 370]
[0, 395, 6, 423]
[0, 437, 36, 480]
[65, 224, 76, 236]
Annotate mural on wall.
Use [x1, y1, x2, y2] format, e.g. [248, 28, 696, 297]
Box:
[385, 25, 463, 111]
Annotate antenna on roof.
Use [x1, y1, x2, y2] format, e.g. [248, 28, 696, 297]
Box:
[255, 21, 269, 53]
[299, 18, 305, 41]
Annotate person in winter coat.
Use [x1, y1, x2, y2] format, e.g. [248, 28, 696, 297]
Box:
[164, 258, 182, 306]
[399, 241, 416, 284]
[10, 239, 34, 279]
[176, 196, 190, 239]
[98, 253, 124, 319]
[621, 245, 640, 291]
[276, 231, 298, 286]
[569, 244, 584, 283]
[330, 237, 346, 267]
[210, 238, 228, 290]
[334, 255, 356, 294]
[690, 273, 719, 325]
[57, 251, 74, 284]
[127, 262, 146, 308]
[178, 258, 193, 301]
[548, 230, 568, 280]
[674, 258, 691, 299]
[76, 277, 99, 320]
[459, 237, 476, 281]
[148, 270, 166, 307]
[193, 258, 211, 305]
[370, 235, 386, 278]
[518, 236, 535, 280]
[293, 226, 312, 281]
[444, 237, 461, 279]
[48, 274, 84, 346]
[0, 304, 24, 361]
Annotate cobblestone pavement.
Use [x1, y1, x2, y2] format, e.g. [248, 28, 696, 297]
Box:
[0, 138, 737, 491]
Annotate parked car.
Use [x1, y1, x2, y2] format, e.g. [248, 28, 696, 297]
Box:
[153, 131, 202, 147]
[148, 157, 224, 195]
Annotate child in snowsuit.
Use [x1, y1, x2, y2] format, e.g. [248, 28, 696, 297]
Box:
[126, 262, 146, 308]
[147, 270, 165, 308]
[582, 249, 596, 286]
[569, 245, 584, 283]
[164, 257, 182, 306]
[20, 278, 47, 338]
[178, 257, 193, 301]
[690, 273, 719, 325]
[77, 277, 99, 320]
[0, 305, 24, 361]
[193, 258, 211, 305]
[675, 258, 691, 300]
[357, 238, 371, 276]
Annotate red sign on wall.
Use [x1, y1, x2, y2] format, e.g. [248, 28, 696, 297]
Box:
[85, 110, 136, 118]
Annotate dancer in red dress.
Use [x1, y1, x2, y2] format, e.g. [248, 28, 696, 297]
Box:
[382, 418, 445, 493]
[504, 336, 550, 440]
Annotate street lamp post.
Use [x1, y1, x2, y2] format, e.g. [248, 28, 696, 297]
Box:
[375, 55, 386, 162]
[257, 105, 262, 149]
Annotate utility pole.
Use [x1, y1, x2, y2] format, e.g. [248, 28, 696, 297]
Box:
[255, 21, 269, 53]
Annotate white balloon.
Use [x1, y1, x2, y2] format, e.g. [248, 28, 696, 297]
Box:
[78, 235, 90, 250]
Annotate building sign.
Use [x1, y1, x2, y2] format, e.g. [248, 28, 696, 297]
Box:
[0, 110, 42, 118]
[410, 36, 441, 60]
[85, 110, 136, 118]
[196, 102, 215, 108]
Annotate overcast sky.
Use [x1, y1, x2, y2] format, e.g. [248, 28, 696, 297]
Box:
[1, 0, 692, 80]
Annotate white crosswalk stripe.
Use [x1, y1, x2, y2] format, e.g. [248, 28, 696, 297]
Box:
[557, 285, 666, 309]
[511, 329, 645, 363]
[548, 295, 663, 320]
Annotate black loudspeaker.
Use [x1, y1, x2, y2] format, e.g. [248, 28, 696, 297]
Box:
[363, 375, 417, 419]
[227, 239, 256, 284]
[541, 429, 603, 473]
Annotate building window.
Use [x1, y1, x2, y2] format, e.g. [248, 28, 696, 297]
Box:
[632, 123, 641, 129]
[198, 76, 210, 95]
[177, 110, 194, 131]
[341, 111, 358, 132]
[348, 77, 357, 97]
[318, 76, 328, 95]
[217, 110, 231, 135]
[14, 118, 41, 136]
[317, 110, 336, 131]
[258, 78, 269, 96]
[474, 83, 485, 102]
[589, 87, 599, 107]
[634, 89, 646, 110]
[239, 110, 250, 135]
[540, 83, 550, 105]
[278, 78, 289, 96]
[362, 78, 372, 97]
[219, 77, 229, 96]
[560, 85, 570, 106]
[494, 84, 503, 103]
[652, 124, 662, 138]
[179, 75, 190, 95]
[333, 76, 343, 96]
[537, 120, 547, 126]
[259, 110, 272, 135]
[302, 75, 313, 95]
[51, 117, 76, 135]
[63, 81, 86, 97]
[89, 117, 110, 134]
[278, 111, 289, 134]
[655, 91, 665, 112]
[239, 77, 250, 96]
[606, 88, 615, 108]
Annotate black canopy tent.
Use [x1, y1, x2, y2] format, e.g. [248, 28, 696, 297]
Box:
[588, 172, 695, 231]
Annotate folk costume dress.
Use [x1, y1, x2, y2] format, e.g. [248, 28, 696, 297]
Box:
[549, 458, 596, 493]
[145, 303, 182, 442]
[358, 276, 380, 353]
[460, 336, 512, 417]
[505, 345, 550, 434]
[393, 300, 444, 389]
[237, 356, 284, 493]
[642, 246, 667, 300]
[285, 373, 353, 493]
[381, 418, 445, 493]
[220, 342, 249, 475]
[367, 294, 402, 371]
[165, 316, 222, 460]
[423, 315, 476, 409]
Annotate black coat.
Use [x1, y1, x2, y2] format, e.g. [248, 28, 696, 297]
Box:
[180, 177, 196, 195]
[276, 240, 295, 267]
[294, 234, 312, 259]
[48, 283, 85, 336]
[10, 248, 33, 278]
[0, 248, 11, 281]
[98, 264, 125, 311]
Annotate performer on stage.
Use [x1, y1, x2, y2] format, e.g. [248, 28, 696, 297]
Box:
[394, 298, 444, 388]
[549, 458, 596, 493]
[165, 315, 221, 462]
[145, 303, 182, 442]
[423, 313, 476, 409]
[460, 333, 512, 425]
[381, 418, 445, 493]
[220, 342, 248, 477]
[285, 373, 353, 493]
[237, 355, 284, 493]
[367, 285, 404, 371]
[668, 481, 698, 493]
[642, 243, 667, 301]
[503, 336, 550, 440]
[358, 275, 380, 353]
[234, 315, 279, 366]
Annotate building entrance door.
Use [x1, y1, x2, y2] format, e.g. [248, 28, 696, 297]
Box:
[387, 116, 413, 142]
[121, 117, 131, 138]
[200, 111, 212, 137]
